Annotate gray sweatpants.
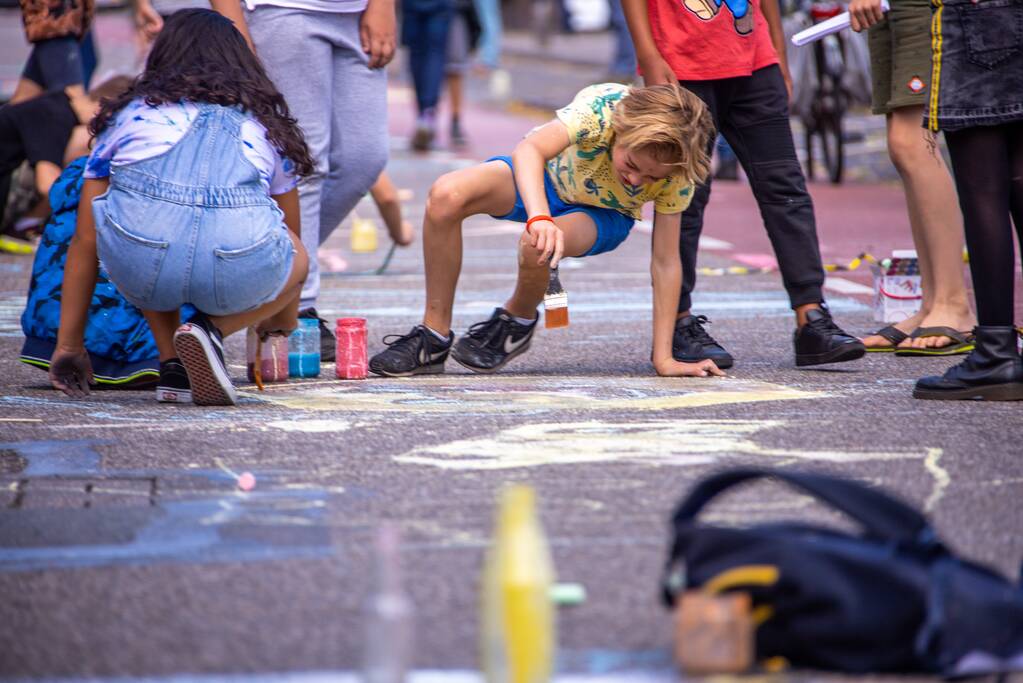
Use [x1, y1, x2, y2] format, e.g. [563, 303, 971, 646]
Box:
[247, 6, 389, 308]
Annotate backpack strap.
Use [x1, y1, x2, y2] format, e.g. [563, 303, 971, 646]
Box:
[672, 468, 941, 548]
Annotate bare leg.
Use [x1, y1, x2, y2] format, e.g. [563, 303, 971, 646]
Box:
[422, 160, 518, 334]
[504, 211, 598, 319]
[142, 310, 180, 362]
[209, 231, 310, 336]
[862, 106, 974, 349]
[370, 171, 414, 246]
[448, 73, 463, 119]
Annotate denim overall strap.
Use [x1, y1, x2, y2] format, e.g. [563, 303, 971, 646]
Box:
[111, 103, 270, 208]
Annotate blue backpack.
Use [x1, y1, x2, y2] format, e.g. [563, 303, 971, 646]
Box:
[19, 157, 161, 387]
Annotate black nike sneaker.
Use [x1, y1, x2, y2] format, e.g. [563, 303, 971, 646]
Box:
[450, 308, 537, 373]
[794, 305, 866, 367]
[672, 314, 734, 369]
[369, 324, 454, 377]
[298, 307, 336, 362]
[156, 358, 192, 404]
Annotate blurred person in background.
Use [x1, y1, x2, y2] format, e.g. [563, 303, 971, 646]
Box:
[472, 0, 501, 72]
[403, 0, 452, 150]
[13, 0, 94, 104]
[444, 0, 479, 148]
[607, 0, 637, 82]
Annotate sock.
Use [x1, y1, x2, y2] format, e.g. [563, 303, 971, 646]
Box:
[425, 325, 450, 342]
[512, 314, 537, 326]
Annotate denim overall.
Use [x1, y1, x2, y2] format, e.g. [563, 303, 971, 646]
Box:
[93, 103, 294, 316]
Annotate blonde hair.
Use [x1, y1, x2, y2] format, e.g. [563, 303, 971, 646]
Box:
[611, 83, 715, 185]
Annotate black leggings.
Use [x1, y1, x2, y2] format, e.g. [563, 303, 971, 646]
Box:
[945, 122, 1023, 327]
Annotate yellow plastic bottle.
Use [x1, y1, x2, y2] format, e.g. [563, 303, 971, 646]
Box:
[481, 485, 555, 683]
[351, 214, 379, 253]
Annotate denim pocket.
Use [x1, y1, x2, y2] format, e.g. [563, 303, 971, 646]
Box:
[97, 213, 170, 305]
[960, 0, 1023, 69]
[212, 231, 286, 312]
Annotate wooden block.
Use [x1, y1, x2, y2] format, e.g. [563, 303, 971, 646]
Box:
[674, 591, 753, 675]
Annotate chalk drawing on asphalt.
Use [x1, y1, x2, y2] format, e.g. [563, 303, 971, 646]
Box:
[392, 419, 940, 471]
[255, 377, 821, 415]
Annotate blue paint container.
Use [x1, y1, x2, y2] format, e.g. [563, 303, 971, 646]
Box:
[289, 318, 321, 378]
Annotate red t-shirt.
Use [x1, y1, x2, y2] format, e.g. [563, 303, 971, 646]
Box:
[647, 0, 779, 81]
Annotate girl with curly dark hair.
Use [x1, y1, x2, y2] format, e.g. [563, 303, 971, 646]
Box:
[50, 8, 314, 407]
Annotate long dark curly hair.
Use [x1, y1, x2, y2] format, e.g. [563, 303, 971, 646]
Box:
[89, 8, 315, 177]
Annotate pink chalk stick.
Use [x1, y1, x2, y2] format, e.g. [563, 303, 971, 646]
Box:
[237, 472, 256, 492]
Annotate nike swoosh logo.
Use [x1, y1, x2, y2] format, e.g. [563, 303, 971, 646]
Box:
[504, 334, 531, 354]
[419, 347, 448, 364]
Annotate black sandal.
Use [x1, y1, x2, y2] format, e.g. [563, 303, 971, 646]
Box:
[895, 326, 975, 356]
[864, 325, 910, 352]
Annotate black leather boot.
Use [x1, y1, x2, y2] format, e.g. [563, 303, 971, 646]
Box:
[914, 326, 1023, 400]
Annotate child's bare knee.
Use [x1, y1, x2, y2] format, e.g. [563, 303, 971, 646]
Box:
[426, 174, 466, 224]
[518, 233, 544, 267]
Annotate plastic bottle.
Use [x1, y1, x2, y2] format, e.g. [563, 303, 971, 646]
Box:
[363, 523, 414, 683]
[481, 485, 555, 683]
[289, 318, 321, 378]
[246, 328, 289, 383]
[351, 216, 379, 253]
[336, 318, 368, 379]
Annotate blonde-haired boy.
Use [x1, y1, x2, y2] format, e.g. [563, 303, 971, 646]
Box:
[370, 82, 725, 379]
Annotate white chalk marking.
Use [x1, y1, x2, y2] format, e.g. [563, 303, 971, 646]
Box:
[267, 419, 352, 433]
[923, 447, 949, 512]
[394, 419, 934, 471]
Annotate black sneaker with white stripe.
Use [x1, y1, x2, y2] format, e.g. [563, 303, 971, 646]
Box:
[156, 358, 192, 404]
[173, 313, 237, 406]
[450, 308, 537, 373]
[369, 324, 454, 377]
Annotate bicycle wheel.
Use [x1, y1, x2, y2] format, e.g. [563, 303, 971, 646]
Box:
[819, 113, 844, 184]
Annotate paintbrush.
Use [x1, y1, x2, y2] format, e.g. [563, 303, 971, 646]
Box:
[544, 266, 569, 329]
[253, 336, 265, 391]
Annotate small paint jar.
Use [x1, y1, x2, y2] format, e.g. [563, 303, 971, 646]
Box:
[246, 327, 289, 383]
[289, 318, 321, 378]
[335, 317, 368, 380]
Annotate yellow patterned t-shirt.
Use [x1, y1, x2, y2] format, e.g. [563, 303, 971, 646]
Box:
[545, 83, 694, 221]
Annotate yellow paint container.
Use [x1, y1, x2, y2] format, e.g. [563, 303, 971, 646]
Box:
[351, 216, 379, 253]
[481, 485, 555, 683]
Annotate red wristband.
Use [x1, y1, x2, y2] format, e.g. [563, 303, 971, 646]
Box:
[526, 214, 554, 232]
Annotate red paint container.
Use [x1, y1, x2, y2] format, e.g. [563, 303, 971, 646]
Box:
[335, 318, 368, 380]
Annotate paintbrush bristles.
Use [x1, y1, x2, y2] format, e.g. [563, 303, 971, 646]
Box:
[543, 267, 569, 329]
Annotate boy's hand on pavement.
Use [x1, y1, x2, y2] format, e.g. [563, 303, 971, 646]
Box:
[654, 357, 725, 378]
[49, 346, 94, 397]
[527, 219, 565, 268]
[849, 0, 885, 31]
[360, 0, 396, 68]
[638, 52, 678, 87]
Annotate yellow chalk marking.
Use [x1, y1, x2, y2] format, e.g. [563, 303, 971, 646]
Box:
[257, 377, 821, 415]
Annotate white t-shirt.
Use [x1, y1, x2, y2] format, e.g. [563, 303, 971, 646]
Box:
[84, 99, 298, 196]
[243, 0, 368, 14]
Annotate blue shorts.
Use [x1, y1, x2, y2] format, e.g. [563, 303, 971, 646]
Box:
[487, 155, 635, 257]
